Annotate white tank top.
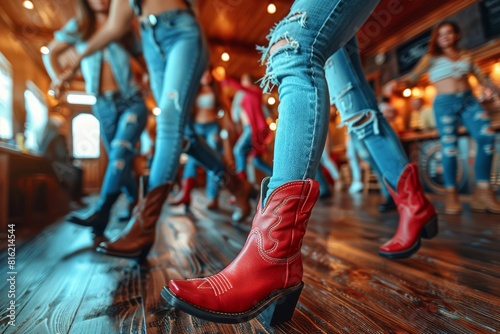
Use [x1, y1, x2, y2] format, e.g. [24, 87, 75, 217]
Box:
[428, 56, 471, 83]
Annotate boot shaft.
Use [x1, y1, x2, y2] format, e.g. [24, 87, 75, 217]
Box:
[134, 177, 171, 231]
[253, 177, 319, 259]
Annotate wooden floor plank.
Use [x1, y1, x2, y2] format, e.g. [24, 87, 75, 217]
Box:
[2, 189, 499, 333]
[68, 257, 144, 334]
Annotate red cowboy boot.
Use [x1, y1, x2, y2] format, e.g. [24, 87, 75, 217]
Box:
[162, 177, 319, 325]
[169, 177, 195, 207]
[379, 163, 438, 259]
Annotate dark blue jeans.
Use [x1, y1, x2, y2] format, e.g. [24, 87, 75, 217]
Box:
[182, 121, 222, 200]
[234, 125, 273, 177]
[93, 91, 147, 201]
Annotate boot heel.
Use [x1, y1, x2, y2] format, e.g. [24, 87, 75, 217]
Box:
[261, 283, 303, 326]
[420, 216, 438, 239]
[137, 244, 152, 264]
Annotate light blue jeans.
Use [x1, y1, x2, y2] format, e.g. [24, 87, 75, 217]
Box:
[141, 9, 227, 191]
[93, 90, 147, 202]
[183, 121, 222, 200]
[325, 37, 409, 191]
[433, 91, 495, 187]
[259, 0, 380, 200]
[234, 125, 273, 177]
[350, 135, 391, 199]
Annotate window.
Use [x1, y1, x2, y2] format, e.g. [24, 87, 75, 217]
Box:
[72, 113, 100, 158]
[24, 82, 48, 153]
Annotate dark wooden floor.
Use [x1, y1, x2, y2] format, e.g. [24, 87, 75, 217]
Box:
[1, 188, 499, 334]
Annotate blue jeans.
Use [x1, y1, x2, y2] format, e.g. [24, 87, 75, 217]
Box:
[324, 37, 408, 190]
[433, 91, 494, 187]
[260, 0, 380, 199]
[346, 135, 362, 183]
[141, 9, 226, 191]
[183, 121, 222, 199]
[350, 135, 391, 199]
[93, 91, 147, 201]
[234, 125, 273, 177]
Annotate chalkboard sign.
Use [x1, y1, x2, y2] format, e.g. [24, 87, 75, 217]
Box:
[480, 0, 500, 38]
[396, 30, 431, 75]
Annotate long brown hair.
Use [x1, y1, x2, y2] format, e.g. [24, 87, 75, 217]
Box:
[429, 21, 461, 56]
[75, 0, 96, 41]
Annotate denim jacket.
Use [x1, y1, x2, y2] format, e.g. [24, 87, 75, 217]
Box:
[54, 18, 139, 96]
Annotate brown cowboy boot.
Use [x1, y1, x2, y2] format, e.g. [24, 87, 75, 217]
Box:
[471, 187, 500, 214]
[96, 177, 171, 263]
[223, 172, 254, 222]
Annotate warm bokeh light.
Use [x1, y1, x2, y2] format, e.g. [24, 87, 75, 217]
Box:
[411, 87, 423, 98]
[267, 3, 277, 14]
[269, 122, 277, 131]
[212, 66, 226, 81]
[402, 88, 412, 97]
[40, 46, 49, 55]
[392, 97, 406, 110]
[267, 96, 276, 105]
[221, 52, 230, 62]
[22, 0, 34, 10]
[424, 85, 437, 99]
[490, 62, 500, 82]
[468, 75, 478, 88]
[153, 107, 161, 116]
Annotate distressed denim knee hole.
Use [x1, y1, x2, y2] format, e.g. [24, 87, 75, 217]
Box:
[442, 135, 457, 143]
[444, 148, 457, 157]
[125, 113, 138, 123]
[167, 90, 181, 112]
[480, 126, 494, 136]
[114, 159, 125, 170]
[111, 139, 134, 151]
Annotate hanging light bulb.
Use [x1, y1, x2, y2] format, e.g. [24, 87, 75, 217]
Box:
[23, 0, 34, 10]
[267, 3, 277, 14]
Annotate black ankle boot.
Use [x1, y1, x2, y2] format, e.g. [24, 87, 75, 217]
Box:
[67, 193, 120, 236]
[378, 196, 396, 213]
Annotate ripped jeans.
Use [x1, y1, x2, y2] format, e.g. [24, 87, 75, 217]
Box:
[434, 91, 495, 187]
[141, 9, 226, 190]
[325, 37, 409, 190]
[182, 120, 222, 200]
[259, 0, 380, 198]
[234, 125, 273, 177]
[93, 90, 148, 200]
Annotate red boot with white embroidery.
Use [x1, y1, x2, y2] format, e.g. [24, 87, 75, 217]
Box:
[379, 163, 438, 259]
[162, 177, 319, 325]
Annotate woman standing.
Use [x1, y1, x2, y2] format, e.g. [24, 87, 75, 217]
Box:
[57, 0, 253, 261]
[388, 21, 500, 214]
[224, 74, 274, 180]
[162, 0, 434, 325]
[44, 0, 148, 243]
